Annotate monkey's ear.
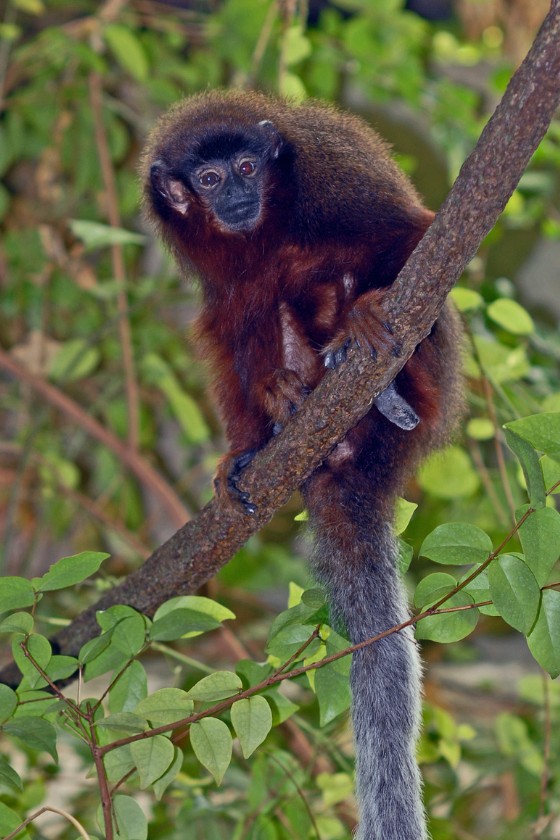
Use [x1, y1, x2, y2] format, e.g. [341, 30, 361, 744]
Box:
[150, 161, 190, 216]
[257, 120, 284, 160]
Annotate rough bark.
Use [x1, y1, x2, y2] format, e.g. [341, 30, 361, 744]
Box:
[1, 0, 559, 686]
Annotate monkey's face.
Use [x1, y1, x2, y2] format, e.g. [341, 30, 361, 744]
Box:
[149, 120, 284, 235]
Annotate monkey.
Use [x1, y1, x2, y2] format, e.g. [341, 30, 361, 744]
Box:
[142, 90, 464, 840]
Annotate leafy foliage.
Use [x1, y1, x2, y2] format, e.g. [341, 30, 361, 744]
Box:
[0, 1, 559, 838]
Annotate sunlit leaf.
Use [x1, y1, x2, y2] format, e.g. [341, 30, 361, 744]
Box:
[487, 298, 534, 335]
[488, 554, 540, 634]
[34, 551, 109, 592]
[190, 717, 232, 784]
[188, 671, 242, 703]
[231, 696, 272, 757]
[131, 735, 175, 789]
[420, 523, 492, 565]
[527, 590, 560, 678]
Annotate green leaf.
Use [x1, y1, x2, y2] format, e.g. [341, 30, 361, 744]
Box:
[153, 746, 183, 800]
[12, 634, 51, 687]
[247, 815, 277, 839]
[48, 339, 100, 382]
[265, 689, 299, 725]
[79, 631, 112, 666]
[266, 621, 322, 662]
[414, 573, 457, 609]
[35, 551, 109, 592]
[505, 412, 560, 459]
[420, 523, 492, 565]
[279, 71, 307, 101]
[141, 354, 209, 444]
[0, 802, 27, 838]
[541, 455, 560, 494]
[0, 611, 34, 635]
[150, 609, 220, 641]
[503, 427, 546, 507]
[495, 712, 543, 776]
[103, 745, 135, 783]
[96, 712, 147, 742]
[46, 655, 78, 683]
[130, 735, 175, 789]
[188, 671, 242, 703]
[4, 717, 58, 761]
[460, 568, 499, 616]
[488, 554, 540, 634]
[104, 24, 149, 81]
[450, 287, 483, 312]
[0, 755, 22, 794]
[517, 505, 560, 586]
[110, 795, 148, 840]
[416, 592, 478, 643]
[84, 615, 143, 680]
[527, 590, 560, 678]
[13, 690, 56, 719]
[0, 684, 17, 724]
[317, 771, 354, 807]
[0, 577, 35, 614]
[471, 335, 529, 384]
[231, 697, 272, 758]
[109, 660, 148, 713]
[70, 219, 145, 251]
[190, 717, 232, 784]
[154, 595, 235, 626]
[315, 660, 352, 726]
[300, 588, 327, 610]
[136, 688, 194, 727]
[466, 418, 495, 441]
[97, 606, 147, 656]
[487, 298, 534, 335]
[395, 497, 418, 534]
[283, 24, 312, 65]
[418, 446, 480, 499]
[14, 0, 44, 11]
[398, 539, 414, 575]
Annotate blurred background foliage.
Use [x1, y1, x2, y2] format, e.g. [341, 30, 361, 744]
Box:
[0, 0, 559, 837]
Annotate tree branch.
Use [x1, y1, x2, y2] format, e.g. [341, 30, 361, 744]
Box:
[1, 0, 559, 685]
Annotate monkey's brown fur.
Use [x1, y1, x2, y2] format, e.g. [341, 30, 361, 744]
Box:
[143, 90, 464, 839]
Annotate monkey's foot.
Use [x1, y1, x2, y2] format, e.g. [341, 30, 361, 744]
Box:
[323, 291, 395, 370]
[262, 368, 309, 430]
[214, 449, 258, 515]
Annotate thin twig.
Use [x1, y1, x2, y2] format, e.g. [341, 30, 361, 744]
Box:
[2, 806, 91, 840]
[0, 347, 188, 527]
[88, 71, 140, 451]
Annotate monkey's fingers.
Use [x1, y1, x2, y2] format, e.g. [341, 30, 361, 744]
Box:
[323, 292, 395, 370]
[262, 368, 309, 426]
[214, 449, 258, 515]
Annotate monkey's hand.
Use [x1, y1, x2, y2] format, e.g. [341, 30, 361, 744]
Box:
[214, 449, 259, 516]
[260, 368, 310, 436]
[323, 288, 395, 369]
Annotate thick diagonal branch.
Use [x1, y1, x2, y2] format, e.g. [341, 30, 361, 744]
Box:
[1, 0, 559, 686]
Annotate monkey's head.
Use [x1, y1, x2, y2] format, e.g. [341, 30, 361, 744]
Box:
[147, 117, 286, 235]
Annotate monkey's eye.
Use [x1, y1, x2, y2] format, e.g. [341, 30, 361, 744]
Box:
[198, 170, 221, 188]
[239, 159, 257, 177]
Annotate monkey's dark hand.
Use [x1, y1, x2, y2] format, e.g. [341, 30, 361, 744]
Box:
[261, 368, 310, 434]
[323, 289, 397, 370]
[214, 449, 258, 516]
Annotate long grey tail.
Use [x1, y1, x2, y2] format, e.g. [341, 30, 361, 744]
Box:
[306, 498, 427, 840]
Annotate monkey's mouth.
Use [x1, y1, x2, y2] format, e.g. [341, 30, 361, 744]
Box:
[218, 201, 261, 232]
